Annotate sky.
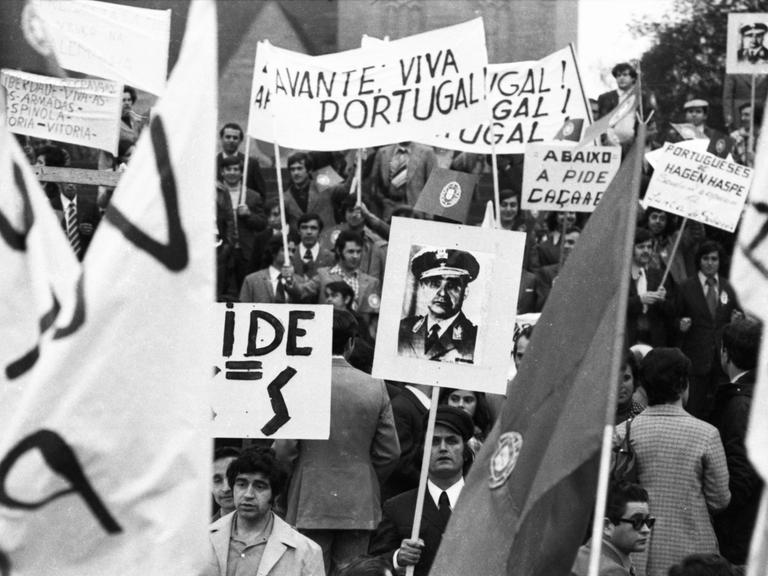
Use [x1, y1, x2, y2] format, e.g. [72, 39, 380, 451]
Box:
[578, 0, 676, 97]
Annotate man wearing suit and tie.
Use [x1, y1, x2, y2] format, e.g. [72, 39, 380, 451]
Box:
[49, 182, 101, 261]
[292, 213, 335, 277]
[398, 248, 479, 364]
[239, 232, 302, 304]
[369, 405, 473, 576]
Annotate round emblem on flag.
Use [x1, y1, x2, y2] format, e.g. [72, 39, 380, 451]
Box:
[317, 174, 330, 186]
[439, 182, 462, 208]
[368, 293, 380, 310]
[489, 431, 523, 489]
[562, 121, 574, 137]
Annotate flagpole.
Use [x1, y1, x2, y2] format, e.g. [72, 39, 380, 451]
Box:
[273, 141, 290, 258]
[659, 217, 688, 288]
[488, 122, 501, 229]
[356, 148, 363, 206]
[749, 74, 756, 166]
[405, 385, 440, 576]
[586, 125, 646, 576]
[240, 135, 251, 206]
[557, 214, 568, 269]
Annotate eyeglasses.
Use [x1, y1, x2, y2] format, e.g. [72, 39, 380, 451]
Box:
[618, 515, 656, 530]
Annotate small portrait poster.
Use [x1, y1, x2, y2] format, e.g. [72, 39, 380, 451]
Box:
[373, 217, 525, 394]
[727, 13, 768, 74]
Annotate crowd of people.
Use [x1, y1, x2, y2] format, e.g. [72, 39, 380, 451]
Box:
[17, 62, 765, 576]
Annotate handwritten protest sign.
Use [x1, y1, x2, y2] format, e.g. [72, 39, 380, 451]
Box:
[644, 142, 752, 232]
[2, 69, 121, 153]
[522, 144, 620, 212]
[25, 0, 171, 94]
[248, 19, 488, 150]
[212, 303, 332, 439]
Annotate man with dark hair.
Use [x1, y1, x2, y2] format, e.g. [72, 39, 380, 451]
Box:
[216, 122, 267, 196]
[369, 406, 473, 576]
[596, 63, 641, 150]
[239, 232, 302, 303]
[274, 310, 399, 576]
[534, 226, 581, 312]
[398, 248, 479, 363]
[206, 448, 324, 576]
[211, 447, 240, 521]
[626, 227, 671, 347]
[294, 213, 334, 276]
[571, 482, 653, 576]
[284, 151, 336, 231]
[712, 317, 764, 568]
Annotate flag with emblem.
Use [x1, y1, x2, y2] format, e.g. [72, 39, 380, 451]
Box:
[413, 167, 478, 223]
[578, 86, 638, 146]
[431, 126, 645, 576]
[0, 2, 216, 574]
[731, 96, 768, 576]
[553, 118, 585, 142]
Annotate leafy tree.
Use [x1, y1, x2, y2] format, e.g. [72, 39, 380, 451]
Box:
[633, 0, 768, 128]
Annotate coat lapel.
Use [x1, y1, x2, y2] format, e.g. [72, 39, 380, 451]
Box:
[258, 515, 296, 575]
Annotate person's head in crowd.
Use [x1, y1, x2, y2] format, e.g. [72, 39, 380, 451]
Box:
[219, 122, 244, 155]
[325, 280, 355, 312]
[641, 347, 691, 406]
[695, 240, 724, 280]
[632, 227, 653, 268]
[738, 103, 753, 131]
[618, 349, 640, 412]
[429, 405, 474, 486]
[297, 213, 323, 248]
[439, 388, 492, 439]
[122, 86, 137, 120]
[219, 155, 244, 186]
[287, 151, 313, 188]
[226, 448, 287, 522]
[334, 230, 364, 273]
[60, 182, 79, 201]
[411, 249, 479, 322]
[545, 210, 578, 233]
[514, 324, 534, 369]
[611, 62, 637, 90]
[212, 446, 240, 517]
[668, 553, 736, 576]
[332, 308, 358, 357]
[35, 144, 68, 167]
[337, 555, 393, 576]
[561, 227, 582, 262]
[721, 316, 762, 374]
[603, 482, 652, 556]
[498, 188, 521, 229]
[684, 99, 709, 128]
[642, 208, 674, 239]
[340, 195, 365, 229]
[265, 199, 283, 232]
[264, 232, 299, 269]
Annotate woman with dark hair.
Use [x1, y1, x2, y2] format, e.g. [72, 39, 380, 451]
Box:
[620, 348, 730, 576]
[640, 207, 704, 291]
[438, 388, 493, 454]
[674, 240, 742, 419]
[616, 349, 644, 424]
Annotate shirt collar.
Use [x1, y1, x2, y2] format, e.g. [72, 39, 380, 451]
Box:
[427, 312, 461, 338]
[60, 192, 77, 208]
[303, 243, 319, 259]
[405, 385, 431, 410]
[427, 477, 464, 509]
[698, 271, 718, 289]
[269, 266, 281, 283]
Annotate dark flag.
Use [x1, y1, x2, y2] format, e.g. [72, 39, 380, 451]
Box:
[430, 128, 645, 576]
[413, 167, 478, 223]
[553, 118, 585, 142]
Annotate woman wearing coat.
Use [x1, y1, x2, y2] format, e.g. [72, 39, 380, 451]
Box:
[621, 347, 730, 576]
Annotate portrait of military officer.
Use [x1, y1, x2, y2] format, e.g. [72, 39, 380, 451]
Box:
[398, 248, 480, 364]
[737, 22, 768, 63]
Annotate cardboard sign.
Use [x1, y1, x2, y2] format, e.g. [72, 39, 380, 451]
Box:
[522, 144, 621, 212]
[373, 218, 525, 394]
[212, 303, 332, 439]
[248, 19, 488, 150]
[726, 12, 768, 75]
[26, 0, 171, 94]
[2, 69, 121, 153]
[645, 142, 752, 232]
[426, 46, 590, 154]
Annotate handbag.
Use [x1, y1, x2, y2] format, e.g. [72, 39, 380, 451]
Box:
[611, 417, 638, 484]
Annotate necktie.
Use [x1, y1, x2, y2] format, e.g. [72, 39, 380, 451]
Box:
[66, 201, 82, 259]
[706, 277, 718, 317]
[303, 248, 313, 264]
[438, 491, 451, 527]
[275, 275, 287, 304]
[389, 147, 409, 197]
[425, 324, 440, 353]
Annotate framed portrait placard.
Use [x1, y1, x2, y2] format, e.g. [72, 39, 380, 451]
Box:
[372, 217, 525, 394]
[727, 13, 768, 74]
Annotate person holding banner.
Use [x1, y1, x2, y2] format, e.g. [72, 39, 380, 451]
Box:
[368, 405, 474, 576]
[240, 233, 302, 304]
[283, 152, 337, 232]
[98, 86, 146, 172]
[216, 122, 267, 196]
[371, 142, 437, 220]
[597, 63, 642, 151]
[642, 208, 704, 291]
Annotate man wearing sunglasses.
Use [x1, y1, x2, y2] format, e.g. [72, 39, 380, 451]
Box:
[571, 482, 653, 576]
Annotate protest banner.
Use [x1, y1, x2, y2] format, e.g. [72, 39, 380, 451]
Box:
[644, 142, 752, 232]
[212, 303, 332, 440]
[521, 144, 621, 212]
[726, 12, 768, 75]
[2, 69, 121, 153]
[0, 3, 215, 574]
[24, 0, 171, 95]
[248, 19, 488, 150]
[373, 217, 525, 394]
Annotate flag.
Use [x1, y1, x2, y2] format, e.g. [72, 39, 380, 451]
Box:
[731, 89, 768, 576]
[0, 1, 216, 575]
[431, 127, 645, 576]
[578, 86, 638, 146]
[553, 118, 585, 142]
[413, 167, 478, 223]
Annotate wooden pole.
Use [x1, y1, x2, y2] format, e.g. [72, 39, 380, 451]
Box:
[273, 142, 290, 259]
[356, 148, 363, 206]
[659, 217, 688, 288]
[749, 74, 756, 165]
[405, 386, 440, 576]
[240, 135, 252, 206]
